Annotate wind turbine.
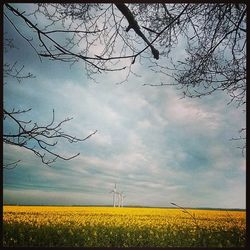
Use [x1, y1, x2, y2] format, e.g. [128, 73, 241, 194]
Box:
[117, 192, 121, 207]
[110, 183, 117, 207]
[120, 192, 126, 207]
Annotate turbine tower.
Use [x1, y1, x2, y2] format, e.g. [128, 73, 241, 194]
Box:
[120, 192, 126, 207]
[110, 183, 117, 207]
[117, 192, 121, 207]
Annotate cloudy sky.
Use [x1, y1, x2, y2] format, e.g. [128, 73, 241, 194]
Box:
[3, 4, 246, 209]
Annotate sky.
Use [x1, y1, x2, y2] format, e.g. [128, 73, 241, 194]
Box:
[3, 4, 246, 209]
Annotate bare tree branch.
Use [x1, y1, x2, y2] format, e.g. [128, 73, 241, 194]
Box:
[3, 160, 21, 170]
[3, 108, 97, 167]
[115, 3, 159, 60]
[3, 3, 246, 155]
[5, 3, 126, 72]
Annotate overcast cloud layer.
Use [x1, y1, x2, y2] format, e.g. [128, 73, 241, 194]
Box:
[3, 4, 246, 209]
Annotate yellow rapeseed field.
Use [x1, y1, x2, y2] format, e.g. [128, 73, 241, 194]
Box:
[3, 205, 246, 247]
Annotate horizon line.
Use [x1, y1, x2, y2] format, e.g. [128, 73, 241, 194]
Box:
[3, 203, 246, 210]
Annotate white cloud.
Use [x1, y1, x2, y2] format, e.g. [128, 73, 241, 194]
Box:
[119, 92, 148, 110]
[91, 132, 112, 146]
[164, 93, 221, 131]
[136, 119, 152, 129]
[240, 159, 246, 172]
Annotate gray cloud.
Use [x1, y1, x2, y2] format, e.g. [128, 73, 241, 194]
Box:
[3, 4, 245, 209]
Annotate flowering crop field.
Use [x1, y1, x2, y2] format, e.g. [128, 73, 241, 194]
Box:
[3, 205, 246, 247]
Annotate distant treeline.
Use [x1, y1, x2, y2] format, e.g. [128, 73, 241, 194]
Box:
[3, 204, 245, 211]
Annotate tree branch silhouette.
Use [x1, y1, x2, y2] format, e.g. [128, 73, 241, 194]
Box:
[3, 108, 97, 167]
[4, 3, 246, 154]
